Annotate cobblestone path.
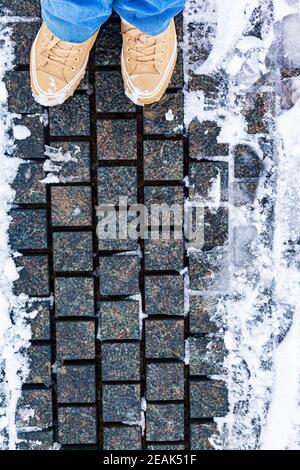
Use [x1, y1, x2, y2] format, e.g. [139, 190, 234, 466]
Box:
[3, 0, 274, 450]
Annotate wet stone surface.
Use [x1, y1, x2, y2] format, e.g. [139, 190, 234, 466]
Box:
[100, 300, 140, 340]
[6, 71, 41, 114]
[145, 319, 185, 359]
[48, 142, 91, 183]
[104, 426, 141, 450]
[98, 166, 137, 205]
[26, 344, 51, 385]
[58, 407, 97, 444]
[16, 390, 52, 429]
[190, 423, 218, 450]
[144, 140, 183, 181]
[189, 337, 225, 376]
[146, 404, 184, 441]
[55, 277, 94, 317]
[49, 95, 90, 136]
[144, 92, 184, 135]
[13, 114, 45, 160]
[57, 365, 96, 403]
[96, 71, 135, 112]
[27, 300, 51, 340]
[14, 255, 49, 296]
[190, 380, 228, 418]
[51, 186, 92, 226]
[95, 18, 122, 66]
[144, 237, 184, 270]
[97, 120, 137, 160]
[56, 321, 95, 360]
[12, 162, 46, 204]
[102, 342, 140, 381]
[53, 232, 93, 272]
[10, 209, 47, 250]
[102, 384, 141, 423]
[99, 255, 140, 296]
[146, 362, 184, 401]
[145, 275, 184, 316]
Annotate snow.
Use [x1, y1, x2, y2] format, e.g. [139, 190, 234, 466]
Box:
[165, 109, 174, 121]
[183, 0, 300, 450]
[0, 20, 32, 449]
[12, 125, 31, 141]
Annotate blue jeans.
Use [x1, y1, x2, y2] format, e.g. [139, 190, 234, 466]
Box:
[41, 0, 185, 43]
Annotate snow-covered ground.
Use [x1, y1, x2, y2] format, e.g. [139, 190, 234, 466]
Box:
[1, 0, 300, 451]
[184, 0, 300, 450]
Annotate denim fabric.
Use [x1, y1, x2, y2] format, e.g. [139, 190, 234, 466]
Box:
[41, 0, 185, 42]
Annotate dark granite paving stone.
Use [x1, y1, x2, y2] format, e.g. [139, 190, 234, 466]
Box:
[17, 431, 53, 451]
[146, 363, 184, 401]
[148, 444, 185, 450]
[204, 207, 229, 247]
[100, 300, 140, 340]
[174, 12, 183, 42]
[234, 144, 262, 178]
[233, 180, 259, 206]
[190, 423, 218, 450]
[189, 337, 225, 376]
[169, 49, 184, 88]
[9, 209, 47, 250]
[189, 119, 229, 159]
[97, 120, 137, 160]
[144, 140, 183, 181]
[53, 232, 93, 272]
[12, 162, 46, 204]
[144, 186, 183, 207]
[97, 201, 139, 250]
[189, 296, 221, 334]
[98, 166, 137, 205]
[146, 404, 184, 441]
[48, 142, 91, 183]
[51, 186, 92, 226]
[190, 380, 228, 418]
[143, 92, 184, 135]
[189, 248, 229, 291]
[189, 161, 228, 202]
[49, 95, 90, 136]
[99, 255, 140, 296]
[96, 71, 135, 112]
[189, 72, 228, 103]
[1, 0, 41, 16]
[58, 407, 97, 444]
[187, 22, 216, 67]
[95, 18, 121, 65]
[26, 344, 51, 385]
[243, 92, 274, 134]
[56, 321, 95, 360]
[57, 365, 96, 403]
[6, 71, 41, 114]
[102, 343, 140, 381]
[102, 384, 140, 423]
[144, 186, 183, 227]
[14, 255, 49, 296]
[13, 115, 44, 160]
[144, 238, 184, 271]
[10, 21, 41, 65]
[16, 390, 52, 429]
[103, 426, 141, 450]
[27, 300, 50, 340]
[145, 275, 184, 316]
[55, 277, 94, 317]
[145, 319, 184, 359]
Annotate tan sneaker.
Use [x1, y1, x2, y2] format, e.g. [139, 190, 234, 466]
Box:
[121, 19, 177, 106]
[30, 22, 98, 106]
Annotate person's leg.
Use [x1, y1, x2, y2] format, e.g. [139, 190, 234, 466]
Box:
[41, 0, 112, 43]
[30, 0, 112, 106]
[117, 0, 186, 106]
[113, 0, 185, 36]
